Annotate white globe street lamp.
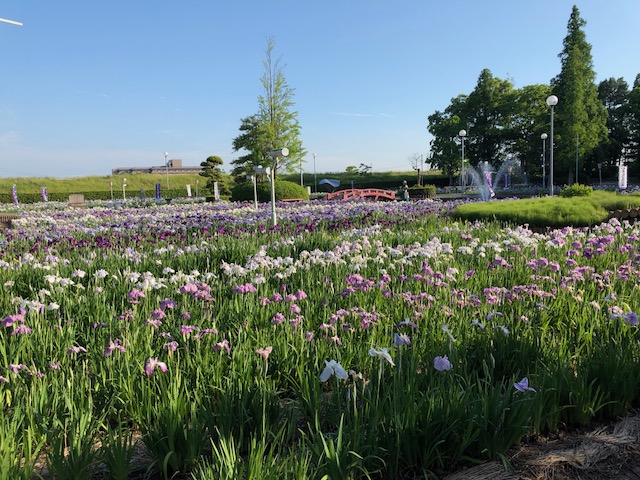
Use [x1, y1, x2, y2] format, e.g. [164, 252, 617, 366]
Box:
[459, 129, 467, 188]
[541, 133, 548, 189]
[546, 95, 558, 196]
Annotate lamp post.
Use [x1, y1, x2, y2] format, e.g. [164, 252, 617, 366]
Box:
[546, 95, 558, 196]
[267, 148, 289, 227]
[247, 174, 259, 210]
[121, 178, 127, 201]
[300, 158, 304, 186]
[597, 163, 603, 186]
[459, 129, 467, 188]
[541, 133, 548, 190]
[164, 152, 169, 192]
[313, 153, 317, 194]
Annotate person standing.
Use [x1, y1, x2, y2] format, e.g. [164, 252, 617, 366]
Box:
[402, 180, 409, 201]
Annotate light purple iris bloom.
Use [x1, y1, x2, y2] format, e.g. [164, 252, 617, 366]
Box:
[514, 377, 536, 392]
[433, 355, 452, 371]
[624, 312, 639, 326]
[394, 332, 411, 347]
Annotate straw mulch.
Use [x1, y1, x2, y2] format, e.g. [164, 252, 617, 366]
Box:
[445, 410, 640, 480]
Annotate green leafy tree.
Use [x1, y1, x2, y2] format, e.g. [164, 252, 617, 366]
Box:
[231, 37, 306, 179]
[427, 96, 467, 185]
[550, 5, 608, 183]
[627, 74, 640, 173]
[509, 84, 553, 179]
[464, 69, 515, 168]
[199, 155, 230, 196]
[593, 78, 631, 177]
[358, 163, 372, 176]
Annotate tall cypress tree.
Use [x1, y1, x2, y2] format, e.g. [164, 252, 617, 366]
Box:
[551, 5, 607, 183]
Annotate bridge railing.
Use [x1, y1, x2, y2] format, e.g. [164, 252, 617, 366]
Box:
[327, 188, 396, 201]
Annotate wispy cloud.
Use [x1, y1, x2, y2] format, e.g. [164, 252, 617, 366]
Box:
[0, 131, 21, 145]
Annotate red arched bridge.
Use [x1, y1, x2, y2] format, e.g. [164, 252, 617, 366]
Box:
[327, 188, 396, 201]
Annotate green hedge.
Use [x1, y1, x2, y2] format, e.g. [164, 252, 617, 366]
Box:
[0, 188, 191, 204]
[231, 180, 309, 202]
[408, 184, 437, 197]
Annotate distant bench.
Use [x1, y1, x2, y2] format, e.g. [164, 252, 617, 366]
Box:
[68, 194, 87, 208]
[0, 213, 18, 229]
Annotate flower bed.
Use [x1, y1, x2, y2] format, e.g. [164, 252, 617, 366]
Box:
[1, 199, 639, 479]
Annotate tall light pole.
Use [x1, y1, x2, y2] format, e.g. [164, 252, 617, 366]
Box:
[313, 153, 317, 194]
[248, 174, 258, 210]
[267, 148, 289, 227]
[541, 133, 548, 190]
[546, 95, 558, 196]
[164, 152, 169, 192]
[300, 157, 304, 186]
[597, 163, 603, 186]
[459, 129, 467, 188]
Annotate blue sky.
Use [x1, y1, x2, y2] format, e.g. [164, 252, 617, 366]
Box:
[1, 1, 639, 178]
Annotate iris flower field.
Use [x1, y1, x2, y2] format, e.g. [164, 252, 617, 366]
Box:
[1, 199, 639, 479]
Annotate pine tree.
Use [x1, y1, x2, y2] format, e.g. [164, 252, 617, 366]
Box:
[199, 155, 230, 196]
[550, 5, 608, 183]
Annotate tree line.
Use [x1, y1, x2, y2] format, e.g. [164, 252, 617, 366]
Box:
[201, 5, 640, 196]
[428, 5, 640, 186]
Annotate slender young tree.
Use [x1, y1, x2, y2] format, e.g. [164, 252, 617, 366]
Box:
[257, 37, 306, 176]
[550, 5, 608, 183]
[231, 37, 306, 178]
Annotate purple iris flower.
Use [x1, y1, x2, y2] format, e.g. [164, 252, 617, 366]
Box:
[514, 377, 536, 392]
[433, 355, 452, 371]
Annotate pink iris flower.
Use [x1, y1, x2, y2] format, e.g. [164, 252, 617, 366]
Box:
[255, 346, 273, 360]
[144, 357, 168, 376]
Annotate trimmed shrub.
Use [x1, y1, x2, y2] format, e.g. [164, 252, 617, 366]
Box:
[231, 180, 309, 202]
[408, 184, 436, 198]
[559, 183, 593, 198]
